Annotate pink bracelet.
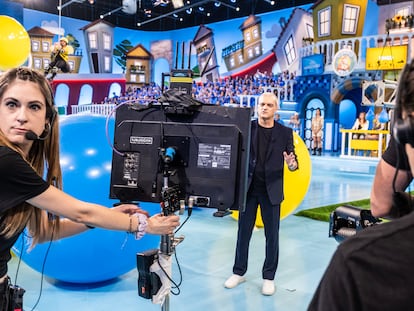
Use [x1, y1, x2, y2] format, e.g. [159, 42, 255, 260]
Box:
[134, 213, 148, 240]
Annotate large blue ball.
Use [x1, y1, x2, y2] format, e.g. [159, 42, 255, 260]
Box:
[13, 114, 160, 283]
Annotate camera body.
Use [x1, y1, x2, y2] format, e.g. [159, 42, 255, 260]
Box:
[329, 205, 381, 243]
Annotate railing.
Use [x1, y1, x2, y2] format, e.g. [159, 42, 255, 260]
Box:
[238, 80, 296, 110]
[71, 104, 116, 116]
[339, 129, 390, 159]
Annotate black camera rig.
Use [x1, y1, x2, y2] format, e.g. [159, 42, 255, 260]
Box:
[329, 205, 381, 243]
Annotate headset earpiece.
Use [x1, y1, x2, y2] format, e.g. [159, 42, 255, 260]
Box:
[393, 115, 414, 147]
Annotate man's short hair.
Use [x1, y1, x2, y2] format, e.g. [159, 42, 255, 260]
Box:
[258, 92, 279, 109]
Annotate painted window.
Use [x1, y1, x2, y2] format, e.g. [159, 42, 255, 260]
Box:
[103, 32, 111, 51]
[247, 48, 253, 58]
[31, 41, 40, 52]
[33, 58, 41, 69]
[284, 35, 296, 65]
[306, 23, 314, 39]
[395, 6, 411, 17]
[342, 4, 359, 34]
[245, 31, 251, 42]
[43, 58, 50, 68]
[318, 6, 331, 37]
[88, 32, 98, 49]
[43, 41, 50, 53]
[253, 28, 259, 39]
[104, 56, 111, 71]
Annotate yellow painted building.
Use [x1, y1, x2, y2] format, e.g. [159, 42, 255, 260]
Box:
[125, 44, 153, 89]
[311, 0, 368, 55]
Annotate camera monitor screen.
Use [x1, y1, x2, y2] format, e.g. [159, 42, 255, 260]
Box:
[109, 102, 251, 212]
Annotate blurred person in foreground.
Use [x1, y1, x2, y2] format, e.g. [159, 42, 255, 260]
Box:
[308, 60, 414, 311]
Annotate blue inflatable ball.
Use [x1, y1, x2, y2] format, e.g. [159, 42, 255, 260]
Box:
[13, 114, 160, 283]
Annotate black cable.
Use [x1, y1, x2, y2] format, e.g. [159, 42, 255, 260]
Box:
[156, 249, 182, 296]
[12, 232, 25, 285]
[29, 220, 56, 311]
[392, 138, 401, 193]
[174, 214, 190, 234]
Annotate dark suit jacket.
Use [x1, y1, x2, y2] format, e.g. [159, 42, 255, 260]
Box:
[247, 119, 296, 205]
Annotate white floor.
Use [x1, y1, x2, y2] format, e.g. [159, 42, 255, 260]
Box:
[8, 155, 378, 311]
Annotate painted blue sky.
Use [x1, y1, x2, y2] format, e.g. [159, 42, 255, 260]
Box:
[5, 1, 379, 75]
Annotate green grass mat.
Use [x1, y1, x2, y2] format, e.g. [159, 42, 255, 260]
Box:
[294, 198, 371, 222]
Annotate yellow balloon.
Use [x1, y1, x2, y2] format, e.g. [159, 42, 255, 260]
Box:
[232, 131, 312, 227]
[0, 16, 30, 71]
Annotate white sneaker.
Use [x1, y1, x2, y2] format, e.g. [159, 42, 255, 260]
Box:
[224, 274, 245, 289]
[262, 279, 275, 295]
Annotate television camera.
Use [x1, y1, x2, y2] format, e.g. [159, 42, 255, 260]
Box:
[109, 40, 250, 310]
[329, 205, 381, 243]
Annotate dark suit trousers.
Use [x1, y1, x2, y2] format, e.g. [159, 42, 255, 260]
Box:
[232, 192, 281, 280]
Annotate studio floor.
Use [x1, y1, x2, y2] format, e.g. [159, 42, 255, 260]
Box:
[8, 155, 379, 311]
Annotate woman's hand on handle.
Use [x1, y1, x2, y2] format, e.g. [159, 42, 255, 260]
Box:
[146, 214, 180, 235]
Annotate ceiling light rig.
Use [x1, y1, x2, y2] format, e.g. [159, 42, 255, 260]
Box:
[57, 0, 93, 11]
[137, 0, 240, 27]
[100, 6, 123, 19]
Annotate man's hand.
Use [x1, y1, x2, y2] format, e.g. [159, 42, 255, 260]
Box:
[283, 151, 298, 171]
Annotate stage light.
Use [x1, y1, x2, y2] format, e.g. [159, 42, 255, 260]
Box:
[214, 1, 239, 11]
[171, 0, 184, 8]
[198, 6, 204, 11]
[88, 0, 95, 4]
[136, 0, 214, 27]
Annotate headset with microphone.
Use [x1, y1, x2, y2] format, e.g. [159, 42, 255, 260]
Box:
[25, 127, 49, 141]
[24, 109, 57, 141]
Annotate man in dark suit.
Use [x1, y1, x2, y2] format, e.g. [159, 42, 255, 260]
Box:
[224, 91, 298, 295]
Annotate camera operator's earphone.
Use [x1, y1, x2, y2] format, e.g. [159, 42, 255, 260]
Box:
[393, 114, 414, 148]
[25, 94, 57, 141]
[393, 61, 414, 147]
